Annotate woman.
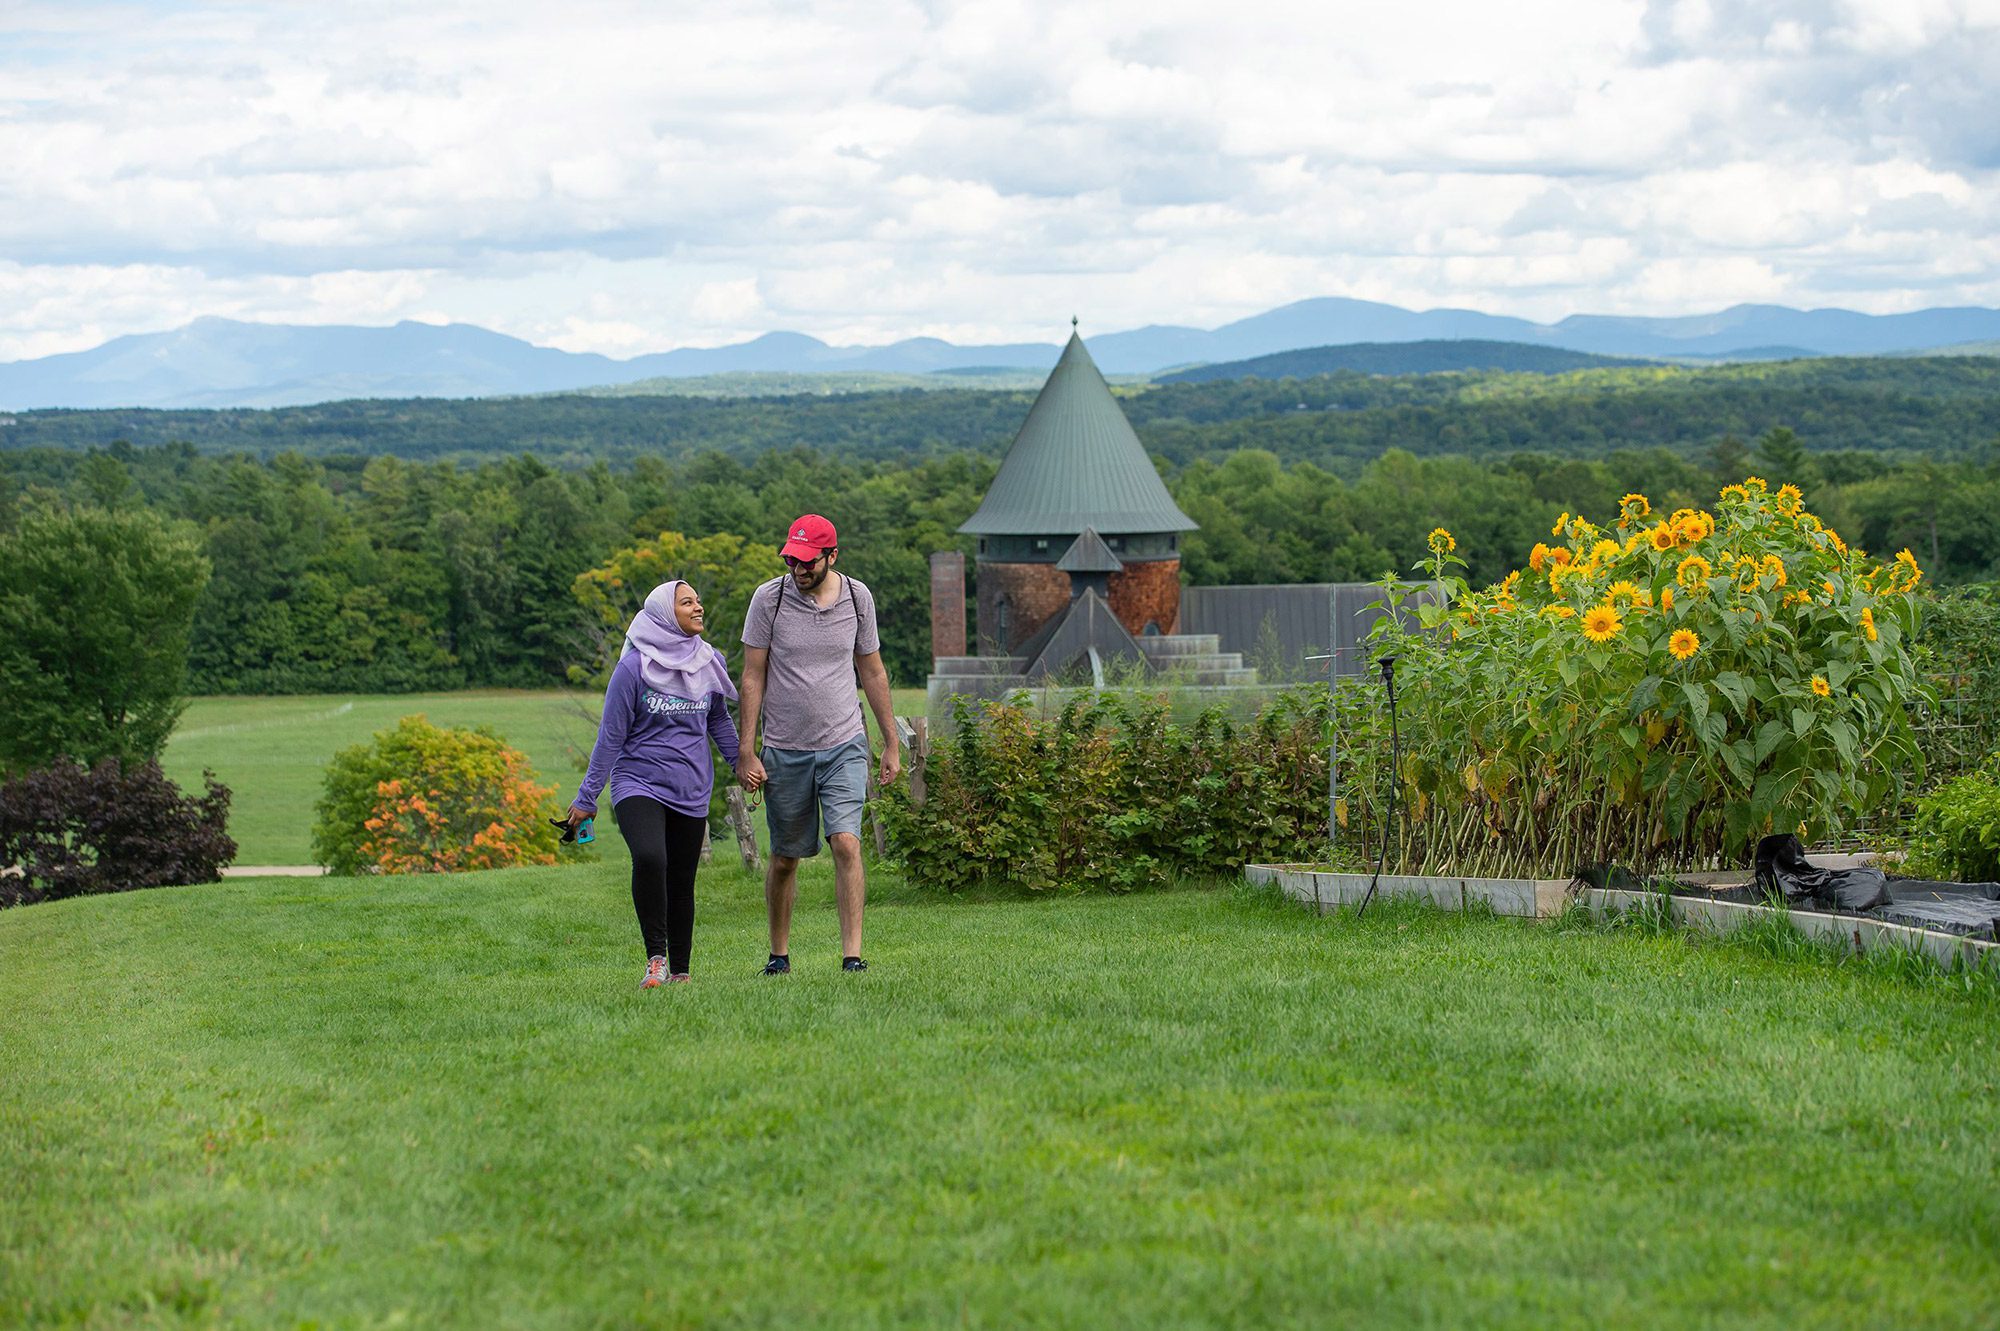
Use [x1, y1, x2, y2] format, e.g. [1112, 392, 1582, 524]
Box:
[567, 580, 756, 988]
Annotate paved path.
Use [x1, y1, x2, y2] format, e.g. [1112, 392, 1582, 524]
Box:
[221, 865, 328, 877]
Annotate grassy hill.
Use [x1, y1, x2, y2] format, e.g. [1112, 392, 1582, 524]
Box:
[161, 690, 930, 865]
[6, 865, 1997, 1327]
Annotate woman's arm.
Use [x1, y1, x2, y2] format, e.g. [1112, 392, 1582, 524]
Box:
[707, 692, 742, 770]
[574, 658, 636, 814]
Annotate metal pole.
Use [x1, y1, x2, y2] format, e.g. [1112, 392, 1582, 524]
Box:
[1306, 653, 1338, 860]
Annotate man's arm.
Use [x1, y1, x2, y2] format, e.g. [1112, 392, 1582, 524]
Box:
[856, 650, 900, 786]
[737, 645, 769, 791]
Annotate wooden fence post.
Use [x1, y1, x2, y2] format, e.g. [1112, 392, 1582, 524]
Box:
[909, 715, 928, 808]
[699, 819, 713, 865]
[725, 785, 760, 872]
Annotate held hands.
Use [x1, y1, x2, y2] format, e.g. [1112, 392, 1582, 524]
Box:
[736, 752, 767, 793]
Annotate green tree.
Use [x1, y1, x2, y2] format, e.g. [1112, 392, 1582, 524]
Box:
[571, 530, 786, 685]
[0, 505, 211, 772]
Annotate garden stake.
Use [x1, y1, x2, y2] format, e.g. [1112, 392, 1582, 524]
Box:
[1358, 654, 1400, 919]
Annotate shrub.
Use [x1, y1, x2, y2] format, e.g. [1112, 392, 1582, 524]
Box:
[1903, 756, 2000, 882]
[1911, 583, 2000, 784]
[877, 690, 1327, 892]
[1356, 480, 1928, 876]
[311, 716, 562, 875]
[0, 758, 235, 908]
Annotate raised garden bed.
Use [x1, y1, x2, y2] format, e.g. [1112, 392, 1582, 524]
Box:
[1246, 862, 2000, 974]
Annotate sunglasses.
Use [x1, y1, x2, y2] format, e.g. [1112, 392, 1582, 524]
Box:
[784, 550, 832, 569]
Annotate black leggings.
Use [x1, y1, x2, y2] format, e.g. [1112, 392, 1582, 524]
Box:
[614, 797, 706, 971]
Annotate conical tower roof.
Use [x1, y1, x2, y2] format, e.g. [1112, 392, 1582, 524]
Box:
[959, 331, 1197, 537]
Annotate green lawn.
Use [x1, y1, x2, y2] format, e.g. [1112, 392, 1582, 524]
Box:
[5, 863, 1997, 1328]
[162, 689, 929, 865]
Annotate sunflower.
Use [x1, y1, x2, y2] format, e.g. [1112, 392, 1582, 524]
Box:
[1811, 675, 1831, 698]
[1675, 510, 1715, 543]
[1647, 522, 1678, 552]
[1719, 483, 1751, 504]
[1775, 483, 1803, 514]
[1761, 553, 1787, 588]
[1659, 586, 1675, 612]
[1581, 604, 1623, 643]
[1606, 579, 1643, 607]
[1428, 527, 1456, 555]
[1895, 548, 1924, 589]
[1744, 476, 1768, 493]
[1529, 542, 1551, 572]
[1827, 528, 1848, 556]
[1860, 607, 1878, 642]
[1676, 554, 1712, 590]
[1591, 538, 1623, 565]
[1499, 569, 1521, 597]
[1620, 493, 1651, 523]
[1549, 546, 1573, 568]
[1669, 629, 1700, 661]
[1552, 511, 1570, 538]
[1541, 604, 1577, 619]
[1549, 565, 1572, 596]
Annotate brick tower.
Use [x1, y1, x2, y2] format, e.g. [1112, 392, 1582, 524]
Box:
[958, 324, 1198, 653]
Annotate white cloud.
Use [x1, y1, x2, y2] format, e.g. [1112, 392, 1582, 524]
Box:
[0, 0, 1996, 358]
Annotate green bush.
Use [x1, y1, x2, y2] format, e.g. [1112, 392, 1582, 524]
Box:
[1912, 583, 2000, 783]
[878, 691, 1328, 893]
[311, 716, 563, 875]
[1903, 756, 2000, 882]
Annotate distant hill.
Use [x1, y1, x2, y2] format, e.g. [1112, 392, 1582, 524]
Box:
[1157, 340, 1649, 383]
[8, 300, 2000, 410]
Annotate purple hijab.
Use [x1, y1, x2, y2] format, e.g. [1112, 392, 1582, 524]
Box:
[622, 581, 739, 703]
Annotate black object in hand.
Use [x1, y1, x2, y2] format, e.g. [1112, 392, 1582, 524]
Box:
[550, 815, 595, 845]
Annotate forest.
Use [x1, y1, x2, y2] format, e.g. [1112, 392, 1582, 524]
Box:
[5, 416, 1995, 691]
[6, 354, 2000, 470]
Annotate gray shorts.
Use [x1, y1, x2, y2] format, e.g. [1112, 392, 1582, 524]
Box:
[762, 736, 869, 859]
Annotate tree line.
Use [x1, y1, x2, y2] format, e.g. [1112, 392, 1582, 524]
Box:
[5, 355, 2000, 469]
[4, 428, 1996, 695]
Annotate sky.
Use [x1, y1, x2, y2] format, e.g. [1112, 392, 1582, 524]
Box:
[2, 0, 1998, 362]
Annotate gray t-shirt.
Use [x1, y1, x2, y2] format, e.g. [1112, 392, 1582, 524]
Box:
[741, 573, 880, 752]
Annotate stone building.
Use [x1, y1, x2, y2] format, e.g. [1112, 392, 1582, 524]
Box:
[958, 327, 1198, 652]
[928, 326, 1257, 707]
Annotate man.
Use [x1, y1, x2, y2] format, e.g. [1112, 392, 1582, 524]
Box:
[736, 513, 900, 974]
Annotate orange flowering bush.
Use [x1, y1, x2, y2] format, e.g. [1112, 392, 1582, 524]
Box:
[311, 715, 562, 875]
[1354, 478, 1927, 874]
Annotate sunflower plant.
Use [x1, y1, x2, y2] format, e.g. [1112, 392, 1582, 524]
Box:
[1350, 479, 1928, 875]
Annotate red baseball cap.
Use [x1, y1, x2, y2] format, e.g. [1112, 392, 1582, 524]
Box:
[780, 513, 838, 561]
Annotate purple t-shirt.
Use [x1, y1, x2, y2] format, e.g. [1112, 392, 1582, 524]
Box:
[574, 652, 741, 818]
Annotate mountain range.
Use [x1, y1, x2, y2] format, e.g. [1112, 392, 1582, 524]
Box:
[6, 298, 2000, 410]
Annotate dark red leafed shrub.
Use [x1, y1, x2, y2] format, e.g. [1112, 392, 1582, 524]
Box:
[0, 758, 235, 908]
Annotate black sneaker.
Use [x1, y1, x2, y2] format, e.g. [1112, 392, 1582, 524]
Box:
[842, 957, 868, 972]
[761, 954, 790, 976]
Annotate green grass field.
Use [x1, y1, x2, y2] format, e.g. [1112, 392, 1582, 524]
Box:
[162, 690, 929, 865]
[5, 859, 1998, 1328]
